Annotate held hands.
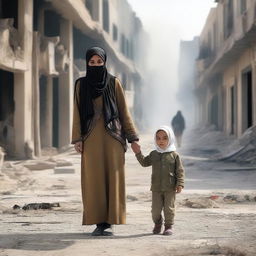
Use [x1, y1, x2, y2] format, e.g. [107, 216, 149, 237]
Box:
[131, 141, 141, 154]
[74, 141, 83, 154]
[176, 186, 183, 193]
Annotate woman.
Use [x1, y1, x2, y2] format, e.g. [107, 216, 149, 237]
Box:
[72, 47, 139, 236]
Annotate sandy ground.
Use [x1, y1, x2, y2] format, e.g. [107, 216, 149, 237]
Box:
[0, 127, 256, 256]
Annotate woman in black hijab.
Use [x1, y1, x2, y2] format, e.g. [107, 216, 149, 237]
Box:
[72, 47, 139, 236]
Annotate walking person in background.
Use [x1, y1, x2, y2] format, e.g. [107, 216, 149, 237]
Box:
[131, 126, 185, 235]
[72, 47, 139, 236]
[171, 110, 185, 147]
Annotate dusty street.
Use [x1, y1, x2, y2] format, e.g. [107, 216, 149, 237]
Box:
[0, 127, 256, 256]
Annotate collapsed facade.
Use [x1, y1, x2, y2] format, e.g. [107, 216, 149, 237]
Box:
[0, 0, 146, 159]
[195, 0, 256, 137]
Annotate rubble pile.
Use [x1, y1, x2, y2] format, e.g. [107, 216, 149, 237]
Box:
[181, 197, 220, 209]
[219, 125, 256, 164]
[189, 124, 256, 164]
[13, 202, 60, 210]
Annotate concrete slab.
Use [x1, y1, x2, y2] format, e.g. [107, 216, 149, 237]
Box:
[53, 167, 75, 174]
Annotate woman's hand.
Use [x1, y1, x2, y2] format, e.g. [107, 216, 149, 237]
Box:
[176, 186, 183, 193]
[131, 141, 141, 154]
[74, 141, 83, 154]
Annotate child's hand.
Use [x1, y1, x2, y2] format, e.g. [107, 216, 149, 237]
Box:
[176, 186, 183, 193]
[131, 142, 141, 154]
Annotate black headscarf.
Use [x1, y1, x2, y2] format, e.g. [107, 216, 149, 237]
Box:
[74, 47, 118, 136]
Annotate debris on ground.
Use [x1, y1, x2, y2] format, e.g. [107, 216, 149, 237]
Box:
[187, 124, 256, 165]
[12, 202, 60, 210]
[223, 194, 256, 203]
[181, 197, 220, 208]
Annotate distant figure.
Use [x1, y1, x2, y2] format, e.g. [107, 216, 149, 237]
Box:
[171, 111, 185, 147]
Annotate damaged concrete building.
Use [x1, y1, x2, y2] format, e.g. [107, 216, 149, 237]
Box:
[0, 0, 146, 159]
[195, 0, 256, 138]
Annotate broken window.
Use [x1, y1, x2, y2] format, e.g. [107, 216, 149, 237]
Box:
[103, 0, 109, 33]
[85, 0, 99, 21]
[121, 33, 125, 55]
[85, 0, 93, 17]
[44, 10, 60, 37]
[230, 85, 236, 135]
[223, 0, 234, 39]
[112, 24, 118, 41]
[209, 94, 219, 129]
[0, 0, 18, 28]
[242, 69, 253, 132]
[0, 69, 15, 155]
[240, 0, 247, 14]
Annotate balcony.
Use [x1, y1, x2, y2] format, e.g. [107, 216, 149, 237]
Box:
[0, 19, 26, 72]
[197, 1, 256, 87]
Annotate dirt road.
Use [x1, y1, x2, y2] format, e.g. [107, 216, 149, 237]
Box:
[0, 128, 256, 256]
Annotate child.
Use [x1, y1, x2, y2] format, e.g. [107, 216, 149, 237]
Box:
[131, 126, 185, 235]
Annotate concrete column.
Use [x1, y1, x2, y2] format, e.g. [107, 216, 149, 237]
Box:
[32, 32, 41, 157]
[58, 19, 73, 148]
[14, 0, 34, 158]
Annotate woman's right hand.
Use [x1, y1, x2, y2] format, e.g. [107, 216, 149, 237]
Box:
[74, 141, 83, 154]
[131, 141, 141, 154]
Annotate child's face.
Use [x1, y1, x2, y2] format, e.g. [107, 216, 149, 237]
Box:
[156, 130, 169, 150]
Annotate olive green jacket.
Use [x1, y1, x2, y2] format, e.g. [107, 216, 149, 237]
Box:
[136, 150, 185, 192]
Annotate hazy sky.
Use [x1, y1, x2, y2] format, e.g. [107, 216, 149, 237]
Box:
[127, 0, 217, 128]
[127, 0, 217, 40]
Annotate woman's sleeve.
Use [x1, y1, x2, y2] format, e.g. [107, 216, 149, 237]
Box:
[71, 80, 82, 144]
[115, 78, 139, 142]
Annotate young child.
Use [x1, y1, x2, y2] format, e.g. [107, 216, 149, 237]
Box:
[131, 125, 185, 235]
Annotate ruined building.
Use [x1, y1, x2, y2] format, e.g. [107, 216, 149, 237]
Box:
[195, 0, 256, 138]
[0, 0, 146, 159]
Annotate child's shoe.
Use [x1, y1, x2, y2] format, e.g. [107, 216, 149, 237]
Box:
[152, 223, 162, 234]
[163, 225, 173, 235]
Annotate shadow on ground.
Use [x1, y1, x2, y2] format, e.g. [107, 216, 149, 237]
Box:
[0, 232, 153, 251]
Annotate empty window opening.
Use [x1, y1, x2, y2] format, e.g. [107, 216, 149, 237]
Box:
[112, 24, 118, 41]
[103, 0, 109, 32]
[85, 0, 93, 17]
[85, 0, 99, 21]
[0, 0, 18, 28]
[52, 77, 59, 148]
[44, 10, 60, 37]
[0, 69, 15, 156]
[242, 69, 253, 132]
[209, 94, 219, 129]
[230, 86, 235, 135]
[240, 0, 247, 14]
[223, 0, 234, 39]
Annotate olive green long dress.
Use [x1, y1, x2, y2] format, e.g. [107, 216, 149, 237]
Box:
[72, 78, 137, 225]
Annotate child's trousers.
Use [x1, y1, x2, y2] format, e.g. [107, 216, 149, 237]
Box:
[151, 191, 176, 225]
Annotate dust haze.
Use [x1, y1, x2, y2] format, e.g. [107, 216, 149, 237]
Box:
[128, 0, 217, 130]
